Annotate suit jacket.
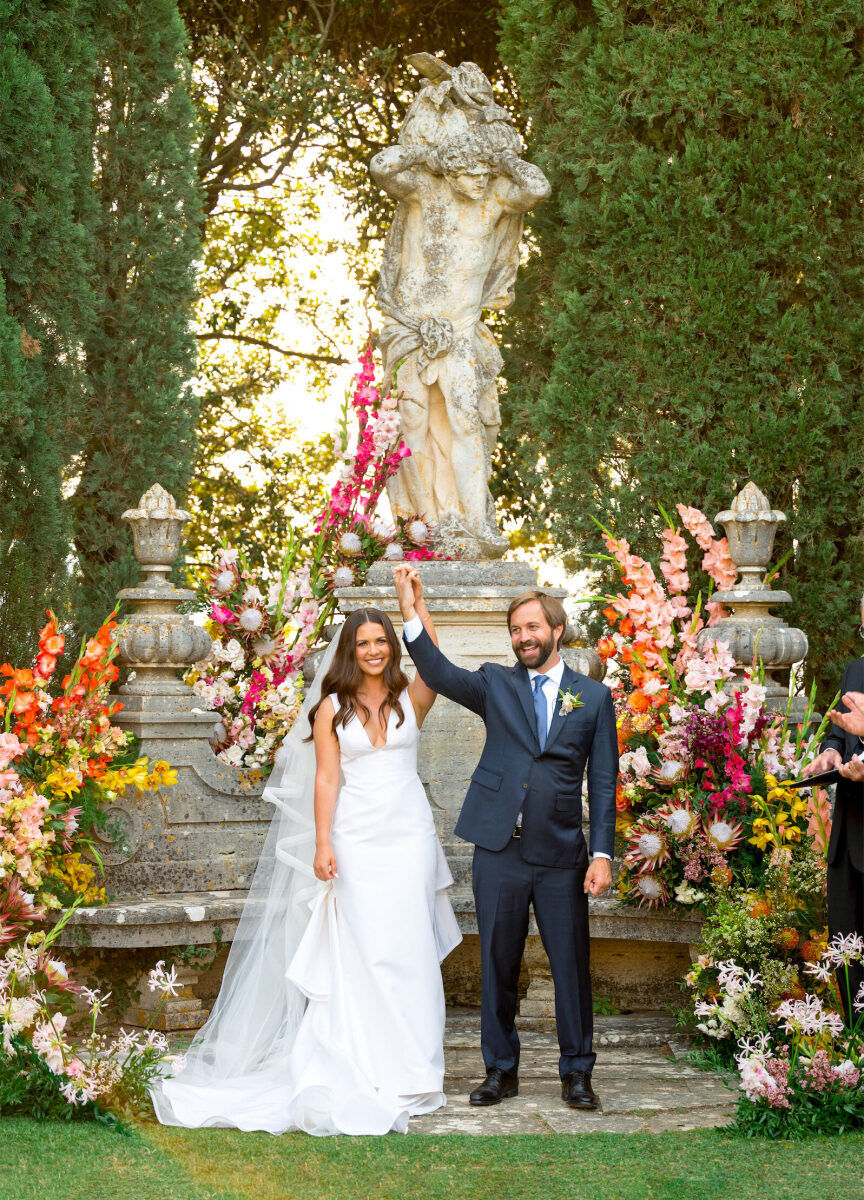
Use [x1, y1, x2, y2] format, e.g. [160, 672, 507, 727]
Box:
[821, 657, 864, 872]
[405, 627, 619, 866]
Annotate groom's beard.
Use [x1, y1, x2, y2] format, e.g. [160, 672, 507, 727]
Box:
[515, 630, 556, 670]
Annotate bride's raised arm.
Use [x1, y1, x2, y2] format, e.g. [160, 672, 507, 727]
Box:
[393, 564, 438, 727]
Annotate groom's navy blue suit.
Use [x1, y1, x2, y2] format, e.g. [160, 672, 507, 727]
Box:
[405, 626, 618, 1077]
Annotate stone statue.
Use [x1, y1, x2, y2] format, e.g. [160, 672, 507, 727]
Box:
[370, 54, 550, 558]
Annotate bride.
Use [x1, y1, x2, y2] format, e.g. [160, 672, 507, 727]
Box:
[150, 587, 461, 1135]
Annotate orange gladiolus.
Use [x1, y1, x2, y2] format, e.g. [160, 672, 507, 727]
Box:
[597, 636, 617, 661]
[603, 606, 619, 625]
[619, 617, 635, 637]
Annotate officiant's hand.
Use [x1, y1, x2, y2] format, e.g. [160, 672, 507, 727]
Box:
[825, 691, 864, 740]
[584, 857, 612, 896]
[839, 755, 864, 782]
[801, 747, 842, 777]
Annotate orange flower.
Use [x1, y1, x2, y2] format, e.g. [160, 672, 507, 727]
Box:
[597, 636, 617, 661]
[776, 927, 800, 952]
[627, 690, 650, 714]
[619, 617, 635, 637]
[603, 606, 619, 625]
[39, 612, 65, 656]
[0, 666, 35, 692]
[749, 899, 772, 919]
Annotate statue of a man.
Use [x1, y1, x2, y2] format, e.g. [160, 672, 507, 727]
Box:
[371, 58, 550, 557]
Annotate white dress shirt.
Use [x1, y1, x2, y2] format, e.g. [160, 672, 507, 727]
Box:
[403, 615, 610, 859]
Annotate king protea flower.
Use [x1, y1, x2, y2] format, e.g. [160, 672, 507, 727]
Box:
[705, 818, 744, 854]
[656, 802, 698, 841]
[633, 873, 669, 909]
[624, 822, 670, 873]
[651, 759, 688, 787]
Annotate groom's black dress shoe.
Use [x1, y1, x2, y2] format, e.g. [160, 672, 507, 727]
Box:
[469, 1068, 519, 1106]
[561, 1070, 599, 1110]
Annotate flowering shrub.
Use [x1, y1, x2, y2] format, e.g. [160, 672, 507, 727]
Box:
[0, 912, 183, 1122]
[0, 613, 176, 936]
[712, 935, 864, 1137]
[187, 344, 438, 769]
[594, 502, 828, 910]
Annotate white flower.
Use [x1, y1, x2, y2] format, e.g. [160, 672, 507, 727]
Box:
[214, 569, 236, 595]
[383, 542, 404, 561]
[333, 566, 355, 588]
[371, 518, 391, 540]
[170, 1053, 188, 1076]
[636, 875, 664, 901]
[630, 746, 652, 779]
[238, 608, 264, 632]
[642, 677, 663, 697]
[242, 585, 265, 605]
[218, 744, 245, 767]
[708, 821, 736, 850]
[339, 532, 363, 556]
[637, 832, 665, 860]
[219, 548, 239, 566]
[665, 808, 696, 838]
[657, 759, 687, 784]
[674, 881, 704, 904]
[3, 996, 39, 1032]
[407, 520, 428, 543]
[148, 961, 180, 998]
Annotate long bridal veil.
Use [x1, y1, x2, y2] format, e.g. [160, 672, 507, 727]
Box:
[149, 632, 340, 1128]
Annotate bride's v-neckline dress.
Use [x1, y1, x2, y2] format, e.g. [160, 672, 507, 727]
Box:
[157, 689, 461, 1136]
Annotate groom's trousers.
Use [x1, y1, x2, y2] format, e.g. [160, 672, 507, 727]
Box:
[473, 838, 595, 1078]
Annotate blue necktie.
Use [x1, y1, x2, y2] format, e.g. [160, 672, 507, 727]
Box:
[532, 675, 548, 751]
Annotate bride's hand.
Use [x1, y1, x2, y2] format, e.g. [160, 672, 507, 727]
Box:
[314, 843, 338, 881]
[393, 564, 416, 614]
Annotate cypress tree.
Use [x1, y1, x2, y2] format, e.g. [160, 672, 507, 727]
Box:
[498, 1, 864, 697]
[0, 0, 96, 660]
[68, 0, 202, 634]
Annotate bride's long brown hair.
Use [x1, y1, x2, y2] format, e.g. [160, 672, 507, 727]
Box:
[306, 608, 410, 740]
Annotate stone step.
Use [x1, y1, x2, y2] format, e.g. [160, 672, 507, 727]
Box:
[447, 886, 701, 943]
[445, 1009, 682, 1050]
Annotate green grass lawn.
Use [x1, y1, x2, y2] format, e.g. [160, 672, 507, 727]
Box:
[1, 1122, 863, 1200]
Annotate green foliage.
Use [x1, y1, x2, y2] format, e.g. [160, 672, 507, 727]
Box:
[0, 1029, 118, 1125]
[733, 1077, 864, 1139]
[498, 0, 864, 699]
[67, 0, 202, 639]
[0, 1, 96, 662]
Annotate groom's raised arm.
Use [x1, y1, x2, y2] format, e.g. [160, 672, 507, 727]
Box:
[402, 620, 488, 718]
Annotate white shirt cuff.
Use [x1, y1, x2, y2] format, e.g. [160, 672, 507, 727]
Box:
[402, 615, 424, 642]
[591, 851, 612, 860]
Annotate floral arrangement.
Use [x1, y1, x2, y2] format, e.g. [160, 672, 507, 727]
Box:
[0, 908, 183, 1122]
[592, 503, 828, 911]
[0, 613, 176, 937]
[689, 933, 864, 1137]
[187, 343, 437, 770]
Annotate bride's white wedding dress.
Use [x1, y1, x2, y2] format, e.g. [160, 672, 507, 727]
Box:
[151, 688, 461, 1136]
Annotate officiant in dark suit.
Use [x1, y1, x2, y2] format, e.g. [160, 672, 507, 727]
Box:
[394, 566, 618, 1112]
[802, 604, 864, 1022]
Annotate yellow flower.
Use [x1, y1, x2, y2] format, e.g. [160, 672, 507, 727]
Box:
[147, 760, 177, 789]
[44, 766, 82, 800]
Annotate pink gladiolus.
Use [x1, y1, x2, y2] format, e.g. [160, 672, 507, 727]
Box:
[0, 732, 25, 770]
[676, 504, 716, 552]
[702, 538, 738, 591]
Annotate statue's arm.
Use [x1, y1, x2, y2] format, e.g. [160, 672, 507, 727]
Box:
[370, 145, 432, 201]
[494, 150, 551, 214]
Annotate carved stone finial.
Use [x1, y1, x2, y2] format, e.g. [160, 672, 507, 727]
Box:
[698, 482, 808, 717]
[115, 485, 211, 693]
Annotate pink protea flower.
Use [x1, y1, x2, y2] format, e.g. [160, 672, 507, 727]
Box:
[624, 821, 670, 873]
[236, 603, 266, 635]
[632, 872, 670, 909]
[704, 817, 744, 854]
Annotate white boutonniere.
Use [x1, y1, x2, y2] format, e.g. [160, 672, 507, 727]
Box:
[558, 687, 584, 715]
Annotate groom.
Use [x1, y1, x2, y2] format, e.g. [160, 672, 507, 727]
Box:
[394, 567, 618, 1111]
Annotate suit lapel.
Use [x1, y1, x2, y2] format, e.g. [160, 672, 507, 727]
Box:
[542, 664, 576, 755]
[512, 664, 541, 751]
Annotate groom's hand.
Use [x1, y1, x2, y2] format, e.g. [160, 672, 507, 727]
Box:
[393, 564, 419, 620]
[584, 857, 612, 896]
